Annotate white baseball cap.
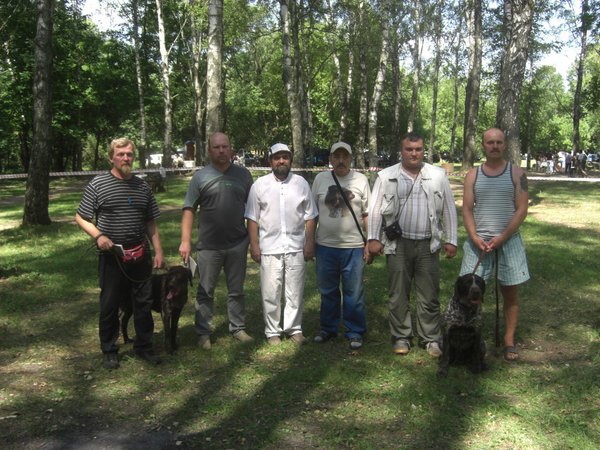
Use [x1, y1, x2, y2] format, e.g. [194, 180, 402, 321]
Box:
[330, 141, 352, 155]
[269, 143, 292, 156]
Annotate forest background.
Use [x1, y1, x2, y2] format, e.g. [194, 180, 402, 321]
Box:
[1, 0, 599, 225]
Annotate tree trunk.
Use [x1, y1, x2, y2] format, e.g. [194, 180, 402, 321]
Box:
[327, 0, 350, 142]
[449, 11, 464, 158]
[496, 0, 535, 165]
[132, 0, 148, 169]
[572, 0, 589, 156]
[206, 0, 223, 143]
[367, 21, 389, 168]
[355, 0, 368, 170]
[390, 35, 402, 166]
[298, 3, 312, 155]
[280, 0, 304, 168]
[428, 1, 443, 164]
[407, 0, 421, 133]
[23, 0, 53, 226]
[156, 0, 173, 168]
[462, 0, 482, 169]
[190, 2, 205, 165]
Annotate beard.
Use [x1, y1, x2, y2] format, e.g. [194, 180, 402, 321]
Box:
[273, 164, 290, 180]
[117, 164, 132, 178]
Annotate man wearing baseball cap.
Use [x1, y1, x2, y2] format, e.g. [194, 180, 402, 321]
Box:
[245, 143, 318, 345]
[311, 142, 371, 350]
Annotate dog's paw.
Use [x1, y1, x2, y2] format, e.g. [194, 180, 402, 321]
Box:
[437, 368, 449, 378]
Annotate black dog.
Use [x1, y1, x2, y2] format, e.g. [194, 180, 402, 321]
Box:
[437, 273, 487, 378]
[121, 266, 192, 354]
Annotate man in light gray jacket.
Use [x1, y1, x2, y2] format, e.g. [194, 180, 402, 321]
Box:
[368, 132, 458, 357]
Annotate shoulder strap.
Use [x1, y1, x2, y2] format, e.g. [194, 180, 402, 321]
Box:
[331, 171, 367, 245]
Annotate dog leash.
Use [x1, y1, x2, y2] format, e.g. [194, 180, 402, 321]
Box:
[494, 250, 500, 348]
[112, 251, 159, 284]
[471, 246, 500, 347]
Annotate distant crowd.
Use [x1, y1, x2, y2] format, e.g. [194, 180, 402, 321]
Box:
[534, 150, 597, 177]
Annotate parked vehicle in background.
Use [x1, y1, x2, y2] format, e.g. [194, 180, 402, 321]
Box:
[304, 148, 330, 167]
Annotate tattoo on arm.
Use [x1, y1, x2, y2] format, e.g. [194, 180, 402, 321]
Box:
[519, 173, 528, 192]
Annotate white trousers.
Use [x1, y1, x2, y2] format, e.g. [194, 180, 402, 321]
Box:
[260, 252, 306, 338]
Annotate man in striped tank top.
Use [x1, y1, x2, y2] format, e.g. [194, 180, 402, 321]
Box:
[76, 138, 165, 369]
[460, 128, 529, 362]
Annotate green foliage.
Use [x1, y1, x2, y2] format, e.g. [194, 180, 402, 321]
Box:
[1, 1, 598, 176]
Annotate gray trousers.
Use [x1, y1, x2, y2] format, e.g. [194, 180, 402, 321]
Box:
[386, 238, 441, 345]
[195, 237, 249, 336]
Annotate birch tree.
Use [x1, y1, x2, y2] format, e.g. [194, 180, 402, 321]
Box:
[407, 0, 422, 133]
[427, 0, 444, 163]
[156, 0, 173, 168]
[206, 0, 223, 144]
[496, 0, 535, 164]
[190, 0, 206, 164]
[572, 0, 591, 155]
[367, 17, 389, 167]
[131, 0, 148, 169]
[462, 0, 482, 169]
[23, 0, 53, 226]
[355, 0, 368, 169]
[280, 0, 304, 167]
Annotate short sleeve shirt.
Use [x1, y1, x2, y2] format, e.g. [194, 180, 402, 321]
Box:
[77, 172, 160, 246]
[183, 163, 253, 250]
[312, 170, 370, 248]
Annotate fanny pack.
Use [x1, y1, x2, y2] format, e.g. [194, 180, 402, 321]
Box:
[113, 243, 146, 263]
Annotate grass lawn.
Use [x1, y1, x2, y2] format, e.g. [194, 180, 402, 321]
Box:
[0, 172, 598, 449]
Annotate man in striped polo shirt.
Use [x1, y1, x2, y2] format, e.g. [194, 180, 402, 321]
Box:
[76, 138, 164, 369]
[460, 128, 529, 362]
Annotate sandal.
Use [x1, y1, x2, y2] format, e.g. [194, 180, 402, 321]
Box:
[503, 345, 519, 362]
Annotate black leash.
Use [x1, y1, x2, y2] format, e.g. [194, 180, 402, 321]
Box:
[471, 246, 500, 347]
[111, 250, 156, 284]
[494, 250, 500, 348]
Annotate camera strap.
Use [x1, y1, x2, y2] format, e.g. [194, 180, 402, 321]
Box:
[391, 169, 421, 227]
[331, 171, 367, 245]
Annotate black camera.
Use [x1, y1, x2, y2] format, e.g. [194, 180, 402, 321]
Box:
[384, 222, 402, 240]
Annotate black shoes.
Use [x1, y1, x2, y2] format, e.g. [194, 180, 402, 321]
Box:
[135, 350, 162, 365]
[103, 352, 119, 369]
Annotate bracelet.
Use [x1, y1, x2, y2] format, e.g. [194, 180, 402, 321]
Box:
[95, 233, 105, 241]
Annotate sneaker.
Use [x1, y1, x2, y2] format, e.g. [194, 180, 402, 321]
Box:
[426, 342, 442, 358]
[289, 333, 308, 345]
[198, 335, 211, 350]
[392, 339, 411, 355]
[135, 350, 162, 365]
[102, 352, 119, 369]
[313, 331, 334, 343]
[349, 337, 363, 350]
[233, 330, 254, 343]
[267, 336, 282, 346]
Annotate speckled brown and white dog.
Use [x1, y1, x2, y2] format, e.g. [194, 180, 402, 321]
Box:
[121, 266, 192, 354]
[437, 273, 487, 378]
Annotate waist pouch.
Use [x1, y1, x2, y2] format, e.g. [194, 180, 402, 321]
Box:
[121, 243, 146, 263]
